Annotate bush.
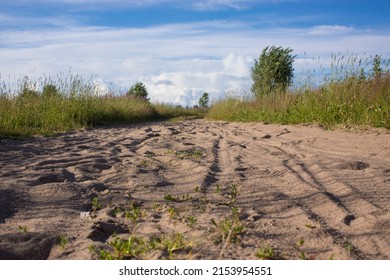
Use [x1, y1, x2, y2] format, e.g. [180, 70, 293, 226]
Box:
[42, 84, 60, 99]
[127, 82, 149, 100]
[198, 92, 209, 108]
[251, 46, 295, 97]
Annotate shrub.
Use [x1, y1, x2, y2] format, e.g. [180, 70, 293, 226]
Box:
[127, 82, 149, 100]
[251, 46, 295, 97]
[198, 92, 209, 108]
[42, 84, 60, 99]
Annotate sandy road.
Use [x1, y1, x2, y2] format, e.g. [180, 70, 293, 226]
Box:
[0, 120, 389, 259]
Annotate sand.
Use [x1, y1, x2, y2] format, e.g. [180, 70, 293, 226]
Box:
[0, 119, 389, 260]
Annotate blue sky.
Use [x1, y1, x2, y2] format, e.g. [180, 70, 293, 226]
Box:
[1, 0, 390, 105]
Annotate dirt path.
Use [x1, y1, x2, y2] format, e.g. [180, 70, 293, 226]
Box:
[0, 120, 389, 259]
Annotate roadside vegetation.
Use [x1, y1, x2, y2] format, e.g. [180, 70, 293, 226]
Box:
[1, 49, 389, 139]
[208, 49, 390, 130]
[0, 74, 205, 139]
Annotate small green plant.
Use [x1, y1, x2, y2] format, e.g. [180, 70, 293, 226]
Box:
[164, 194, 193, 203]
[167, 206, 179, 219]
[305, 223, 316, 229]
[195, 185, 206, 194]
[90, 236, 151, 260]
[125, 202, 143, 221]
[296, 238, 305, 247]
[211, 215, 245, 244]
[138, 160, 150, 168]
[89, 233, 192, 260]
[144, 151, 155, 158]
[219, 184, 239, 206]
[91, 197, 102, 211]
[58, 235, 69, 250]
[175, 149, 203, 160]
[298, 251, 308, 260]
[18, 225, 27, 233]
[111, 206, 123, 217]
[164, 194, 178, 202]
[215, 184, 222, 193]
[256, 244, 276, 260]
[344, 240, 354, 253]
[230, 184, 238, 200]
[186, 215, 197, 227]
[159, 233, 192, 259]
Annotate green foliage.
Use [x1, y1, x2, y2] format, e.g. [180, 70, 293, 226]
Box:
[125, 202, 143, 221]
[18, 225, 27, 233]
[42, 84, 59, 99]
[93, 236, 151, 260]
[58, 235, 69, 250]
[251, 45, 295, 96]
[91, 197, 102, 211]
[209, 53, 390, 130]
[198, 92, 209, 108]
[90, 233, 192, 260]
[153, 103, 207, 120]
[0, 73, 205, 139]
[256, 244, 276, 260]
[127, 82, 148, 100]
[372, 54, 383, 78]
[174, 149, 204, 160]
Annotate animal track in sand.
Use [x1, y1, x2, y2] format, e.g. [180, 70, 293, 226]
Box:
[0, 120, 389, 260]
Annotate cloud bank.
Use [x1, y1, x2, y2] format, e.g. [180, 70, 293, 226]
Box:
[1, 13, 390, 105]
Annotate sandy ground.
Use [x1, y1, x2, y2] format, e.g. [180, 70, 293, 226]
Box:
[0, 119, 389, 260]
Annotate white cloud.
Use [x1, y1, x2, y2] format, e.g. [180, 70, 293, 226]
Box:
[2, 0, 290, 10]
[1, 20, 390, 106]
[309, 25, 355, 35]
[223, 53, 252, 77]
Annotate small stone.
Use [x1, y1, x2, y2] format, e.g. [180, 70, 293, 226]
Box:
[80, 212, 91, 219]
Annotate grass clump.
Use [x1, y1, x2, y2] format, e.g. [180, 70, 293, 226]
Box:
[208, 53, 390, 130]
[58, 235, 69, 250]
[0, 74, 157, 138]
[256, 244, 277, 260]
[0, 73, 206, 139]
[89, 233, 192, 260]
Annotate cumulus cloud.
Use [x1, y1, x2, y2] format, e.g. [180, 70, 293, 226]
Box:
[1, 18, 390, 106]
[154, 79, 174, 86]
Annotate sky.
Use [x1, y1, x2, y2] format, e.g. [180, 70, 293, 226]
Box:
[1, 0, 390, 105]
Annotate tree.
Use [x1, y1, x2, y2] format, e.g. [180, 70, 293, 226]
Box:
[42, 84, 59, 99]
[127, 82, 148, 100]
[198, 92, 209, 108]
[251, 46, 295, 96]
[372, 54, 382, 78]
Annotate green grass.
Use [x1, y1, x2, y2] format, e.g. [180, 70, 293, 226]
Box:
[0, 74, 206, 139]
[2, 53, 388, 139]
[207, 76, 390, 129]
[89, 233, 192, 260]
[256, 244, 277, 260]
[0, 92, 156, 138]
[208, 53, 390, 130]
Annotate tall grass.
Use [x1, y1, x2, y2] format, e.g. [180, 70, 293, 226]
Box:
[208, 54, 390, 129]
[0, 74, 204, 139]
